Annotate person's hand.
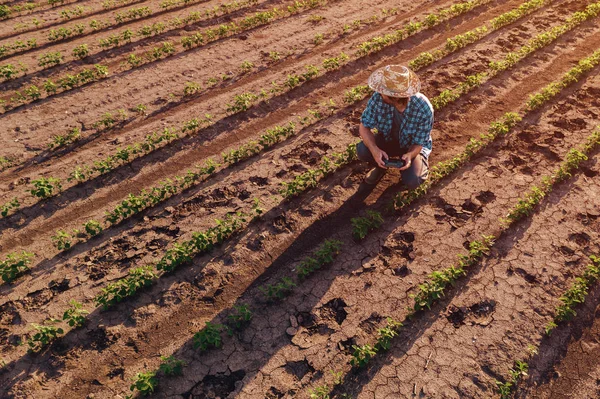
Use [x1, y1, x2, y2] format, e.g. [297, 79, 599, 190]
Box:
[371, 147, 389, 168]
[398, 153, 412, 171]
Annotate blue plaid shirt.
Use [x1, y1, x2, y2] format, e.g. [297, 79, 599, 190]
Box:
[360, 92, 433, 158]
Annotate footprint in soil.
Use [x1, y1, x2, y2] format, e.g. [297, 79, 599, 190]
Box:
[569, 232, 591, 247]
[446, 300, 496, 328]
[319, 298, 348, 326]
[382, 231, 415, 261]
[282, 140, 332, 165]
[358, 312, 383, 334]
[183, 370, 246, 399]
[285, 359, 314, 381]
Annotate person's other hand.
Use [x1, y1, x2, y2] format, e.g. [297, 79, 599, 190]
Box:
[398, 153, 412, 171]
[372, 147, 389, 168]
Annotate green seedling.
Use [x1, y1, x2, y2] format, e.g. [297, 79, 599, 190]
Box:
[259, 277, 296, 301]
[309, 385, 330, 399]
[130, 371, 157, 396]
[375, 317, 403, 351]
[1, 198, 19, 217]
[158, 355, 185, 376]
[84, 220, 103, 236]
[351, 210, 383, 240]
[30, 177, 62, 198]
[350, 344, 377, 368]
[51, 230, 72, 250]
[62, 300, 88, 327]
[49, 127, 81, 149]
[193, 322, 224, 351]
[227, 303, 253, 330]
[0, 251, 34, 282]
[94, 266, 157, 309]
[27, 319, 64, 352]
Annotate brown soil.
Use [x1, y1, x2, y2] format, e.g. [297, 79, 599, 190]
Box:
[2, 0, 600, 397]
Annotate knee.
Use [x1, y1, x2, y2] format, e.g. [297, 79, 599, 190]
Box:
[356, 142, 371, 162]
[402, 174, 426, 190]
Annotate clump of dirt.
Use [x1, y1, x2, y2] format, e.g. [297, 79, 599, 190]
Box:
[446, 300, 496, 328]
[319, 298, 348, 326]
[285, 359, 314, 380]
[183, 370, 246, 398]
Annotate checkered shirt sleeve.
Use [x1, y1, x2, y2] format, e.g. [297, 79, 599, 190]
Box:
[360, 93, 393, 137]
[401, 95, 433, 148]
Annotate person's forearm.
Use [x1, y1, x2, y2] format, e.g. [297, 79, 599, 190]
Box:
[406, 144, 422, 159]
[359, 123, 379, 152]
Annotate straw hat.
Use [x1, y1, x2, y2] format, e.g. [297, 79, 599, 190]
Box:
[368, 65, 420, 98]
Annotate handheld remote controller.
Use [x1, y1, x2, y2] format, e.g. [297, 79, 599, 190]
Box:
[384, 158, 406, 168]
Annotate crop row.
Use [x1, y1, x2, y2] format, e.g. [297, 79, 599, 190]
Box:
[0, 0, 559, 289]
[4, 0, 148, 36]
[0, 0, 77, 21]
[0, 0, 341, 111]
[431, 1, 600, 110]
[0, 0, 492, 220]
[0, 0, 262, 80]
[2, 5, 403, 174]
[5, 3, 596, 392]
[0, 0, 556, 338]
[0, 0, 249, 60]
[494, 251, 600, 398]
[308, 44, 600, 398]
[124, 53, 600, 398]
[279, 0, 567, 201]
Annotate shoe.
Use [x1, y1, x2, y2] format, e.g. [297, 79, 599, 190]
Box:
[365, 167, 387, 185]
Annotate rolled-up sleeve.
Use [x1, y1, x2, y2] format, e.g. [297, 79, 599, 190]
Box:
[411, 112, 433, 147]
[360, 93, 379, 129]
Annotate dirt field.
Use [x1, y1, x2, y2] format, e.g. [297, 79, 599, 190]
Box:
[2, 0, 600, 397]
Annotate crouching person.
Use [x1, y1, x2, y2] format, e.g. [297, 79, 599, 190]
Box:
[357, 65, 433, 189]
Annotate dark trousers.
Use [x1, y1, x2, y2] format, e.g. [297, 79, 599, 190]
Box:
[357, 134, 429, 189]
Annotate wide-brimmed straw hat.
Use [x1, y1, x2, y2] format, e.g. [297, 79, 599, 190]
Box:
[368, 65, 420, 98]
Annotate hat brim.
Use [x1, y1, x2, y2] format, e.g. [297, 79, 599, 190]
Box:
[368, 66, 421, 97]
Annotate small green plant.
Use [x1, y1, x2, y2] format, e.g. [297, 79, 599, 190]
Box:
[0, 251, 34, 282]
[1, 198, 19, 217]
[495, 360, 529, 399]
[309, 385, 330, 399]
[38, 51, 63, 67]
[183, 81, 201, 96]
[94, 266, 157, 309]
[27, 319, 64, 352]
[72, 44, 89, 59]
[268, 51, 281, 62]
[62, 300, 88, 327]
[193, 322, 224, 351]
[51, 230, 72, 250]
[226, 92, 259, 112]
[130, 371, 158, 396]
[350, 344, 377, 367]
[30, 177, 62, 198]
[259, 277, 296, 301]
[351, 210, 383, 240]
[240, 60, 254, 73]
[296, 239, 343, 279]
[158, 355, 185, 376]
[545, 256, 600, 334]
[0, 64, 18, 80]
[313, 33, 324, 45]
[344, 85, 371, 103]
[134, 103, 147, 116]
[412, 236, 494, 311]
[84, 220, 103, 236]
[49, 127, 81, 149]
[227, 303, 253, 329]
[375, 317, 402, 351]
